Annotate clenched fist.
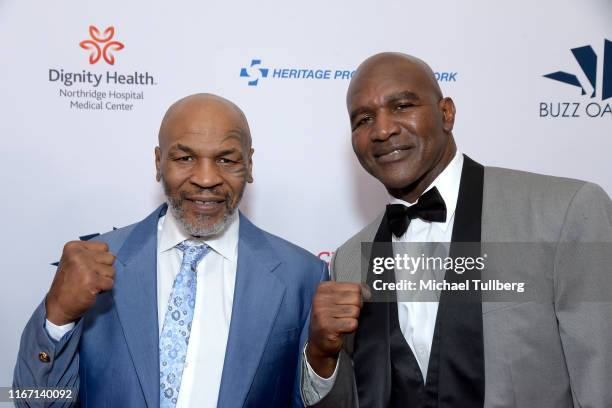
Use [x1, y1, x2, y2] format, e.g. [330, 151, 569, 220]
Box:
[45, 241, 116, 325]
[306, 282, 363, 378]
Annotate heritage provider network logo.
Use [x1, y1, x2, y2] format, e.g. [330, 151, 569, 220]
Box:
[239, 58, 458, 87]
[47, 25, 158, 112]
[540, 39, 611, 118]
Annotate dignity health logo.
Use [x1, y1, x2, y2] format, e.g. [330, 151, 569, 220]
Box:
[240, 58, 458, 86]
[47, 25, 158, 112]
[540, 39, 611, 118]
[79, 25, 125, 65]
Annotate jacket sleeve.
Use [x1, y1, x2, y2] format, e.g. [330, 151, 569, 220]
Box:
[301, 250, 359, 408]
[553, 182, 612, 408]
[13, 299, 82, 407]
[292, 260, 329, 408]
[309, 349, 358, 408]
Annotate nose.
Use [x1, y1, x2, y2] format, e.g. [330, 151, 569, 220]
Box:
[371, 111, 400, 141]
[189, 158, 223, 189]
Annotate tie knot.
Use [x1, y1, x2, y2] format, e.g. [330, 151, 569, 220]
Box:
[176, 241, 210, 269]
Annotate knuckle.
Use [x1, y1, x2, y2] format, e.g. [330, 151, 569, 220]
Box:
[62, 241, 79, 255]
[61, 256, 80, 272]
[348, 283, 361, 293]
[346, 319, 358, 331]
[318, 281, 333, 292]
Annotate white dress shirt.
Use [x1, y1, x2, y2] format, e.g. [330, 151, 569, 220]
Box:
[46, 207, 239, 408]
[302, 152, 463, 405]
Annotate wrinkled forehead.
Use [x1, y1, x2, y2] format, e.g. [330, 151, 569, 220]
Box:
[160, 102, 250, 149]
[347, 61, 439, 109]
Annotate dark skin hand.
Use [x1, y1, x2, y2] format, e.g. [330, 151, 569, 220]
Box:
[306, 282, 363, 378]
[46, 241, 116, 325]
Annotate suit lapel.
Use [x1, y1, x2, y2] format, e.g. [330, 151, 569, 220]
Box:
[113, 205, 166, 408]
[353, 216, 395, 406]
[216, 213, 286, 407]
[426, 154, 485, 407]
[449, 155, 484, 244]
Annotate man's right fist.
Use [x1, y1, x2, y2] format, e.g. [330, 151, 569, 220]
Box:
[45, 241, 116, 325]
[306, 282, 363, 378]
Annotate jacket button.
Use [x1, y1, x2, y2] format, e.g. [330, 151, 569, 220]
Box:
[38, 352, 51, 363]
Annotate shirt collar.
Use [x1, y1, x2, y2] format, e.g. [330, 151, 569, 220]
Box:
[158, 206, 239, 261]
[389, 151, 464, 231]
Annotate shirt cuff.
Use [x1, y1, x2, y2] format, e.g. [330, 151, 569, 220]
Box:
[45, 319, 75, 342]
[301, 342, 339, 406]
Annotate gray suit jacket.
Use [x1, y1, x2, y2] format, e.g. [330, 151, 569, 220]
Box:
[305, 166, 612, 408]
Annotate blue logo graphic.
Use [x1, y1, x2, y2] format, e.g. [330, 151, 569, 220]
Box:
[544, 39, 611, 101]
[240, 59, 269, 86]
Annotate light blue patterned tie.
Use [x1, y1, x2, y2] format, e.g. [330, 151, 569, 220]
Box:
[159, 241, 210, 407]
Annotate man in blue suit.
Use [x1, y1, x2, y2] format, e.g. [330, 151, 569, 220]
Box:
[14, 93, 326, 407]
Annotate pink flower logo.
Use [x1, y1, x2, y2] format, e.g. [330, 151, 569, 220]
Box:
[79, 25, 125, 65]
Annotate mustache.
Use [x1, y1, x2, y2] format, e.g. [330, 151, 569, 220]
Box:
[179, 188, 233, 202]
[160, 175, 232, 203]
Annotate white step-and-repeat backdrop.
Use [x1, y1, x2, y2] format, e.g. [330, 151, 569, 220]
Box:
[1, 0, 610, 395]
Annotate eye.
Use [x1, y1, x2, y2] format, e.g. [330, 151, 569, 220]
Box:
[217, 157, 237, 164]
[175, 155, 194, 162]
[353, 115, 373, 130]
[394, 102, 414, 111]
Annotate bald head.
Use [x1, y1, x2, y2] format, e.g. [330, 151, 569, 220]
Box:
[348, 52, 442, 107]
[158, 93, 252, 151]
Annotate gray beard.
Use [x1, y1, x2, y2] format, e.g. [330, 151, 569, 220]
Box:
[162, 177, 243, 238]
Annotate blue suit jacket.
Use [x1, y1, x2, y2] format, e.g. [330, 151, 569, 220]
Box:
[14, 205, 327, 407]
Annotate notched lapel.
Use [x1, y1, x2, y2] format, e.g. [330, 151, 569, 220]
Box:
[112, 205, 165, 408]
[217, 214, 286, 407]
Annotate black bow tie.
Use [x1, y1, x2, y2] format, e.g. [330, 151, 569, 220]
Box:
[386, 187, 447, 238]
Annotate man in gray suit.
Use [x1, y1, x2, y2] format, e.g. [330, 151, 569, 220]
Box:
[300, 53, 612, 407]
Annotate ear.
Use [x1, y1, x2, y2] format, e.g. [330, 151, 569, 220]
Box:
[439, 97, 456, 133]
[155, 146, 162, 182]
[246, 148, 254, 183]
